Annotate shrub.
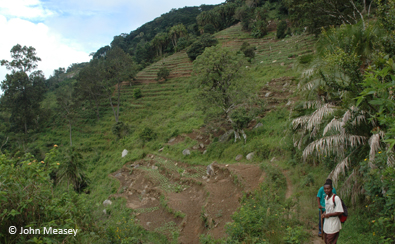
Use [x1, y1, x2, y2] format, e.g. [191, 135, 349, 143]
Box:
[203, 24, 216, 34]
[175, 36, 192, 51]
[133, 88, 142, 99]
[111, 121, 129, 139]
[240, 42, 256, 60]
[187, 34, 218, 61]
[139, 127, 156, 142]
[156, 66, 170, 81]
[251, 20, 268, 38]
[277, 20, 288, 39]
[299, 54, 313, 64]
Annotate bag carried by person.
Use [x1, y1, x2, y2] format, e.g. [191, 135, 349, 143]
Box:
[333, 194, 348, 223]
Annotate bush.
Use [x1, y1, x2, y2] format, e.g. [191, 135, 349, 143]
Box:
[111, 121, 129, 139]
[133, 88, 142, 99]
[139, 127, 156, 142]
[299, 54, 313, 64]
[251, 20, 268, 38]
[187, 34, 218, 61]
[156, 66, 170, 81]
[175, 36, 193, 51]
[277, 20, 288, 39]
[240, 42, 256, 60]
[203, 24, 216, 34]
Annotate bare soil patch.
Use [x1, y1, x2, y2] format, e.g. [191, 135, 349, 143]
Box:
[110, 155, 264, 243]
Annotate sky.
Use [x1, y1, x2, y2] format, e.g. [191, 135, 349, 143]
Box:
[0, 0, 224, 89]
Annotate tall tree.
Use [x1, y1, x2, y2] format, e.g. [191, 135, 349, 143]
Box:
[56, 83, 78, 146]
[0, 44, 46, 134]
[169, 24, 187, 48]
[192, 45, 256, 142]
[102, 47, 137, 123]
[76, 59, 104, 120]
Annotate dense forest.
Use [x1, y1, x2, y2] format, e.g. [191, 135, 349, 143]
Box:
[1, 0, 394, 243]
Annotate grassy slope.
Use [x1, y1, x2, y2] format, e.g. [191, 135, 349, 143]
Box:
[34, 24, 376, 243]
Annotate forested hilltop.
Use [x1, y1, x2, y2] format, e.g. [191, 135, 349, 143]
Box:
[1, 0, 394, 243]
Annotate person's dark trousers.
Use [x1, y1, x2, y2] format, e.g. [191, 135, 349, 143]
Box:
[319, 210, 323, 234]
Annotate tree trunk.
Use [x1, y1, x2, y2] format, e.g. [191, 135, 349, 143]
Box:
[116, 81, 121, 122]
[95, 98, 100, 121]
[69, 119, 72, 147]
[109, 96, 118, 123]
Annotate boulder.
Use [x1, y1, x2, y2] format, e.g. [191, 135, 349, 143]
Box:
[158, 147, 164, 152]
[265, 92, 272, 97]
[122, 149, 128, 157]
[199, 143, 205, 149]
[235, 154, 243, 161]
[168, 138, 176, 143]
[182, 149, 191, 156]
[246, 152, 255, 160]
[253, 123, 263, 130]
[192, 145, 198, 150]
[103, 199, 112, 206]
[203, 150, 207, 155]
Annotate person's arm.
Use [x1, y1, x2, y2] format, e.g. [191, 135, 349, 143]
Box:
[317, 197, 323, 209]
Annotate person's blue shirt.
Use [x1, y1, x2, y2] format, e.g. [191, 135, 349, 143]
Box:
[317, 186, 337, 212]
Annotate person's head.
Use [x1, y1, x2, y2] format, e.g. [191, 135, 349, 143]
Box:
[324, 183, 333, 196]
[325, 179, 333, 185]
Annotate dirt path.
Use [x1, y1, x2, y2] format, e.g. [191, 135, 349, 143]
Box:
[110, 156, 265, 243]
[282, 170, 324, 244]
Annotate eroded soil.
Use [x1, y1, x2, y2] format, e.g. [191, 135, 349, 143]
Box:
[110, 155, 264, 243]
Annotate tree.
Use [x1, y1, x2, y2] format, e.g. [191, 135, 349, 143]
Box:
[169, 24, 187, 49]
[76, 59, 104, 120]
[102, 47, 137, 123]
[192, 45, 256, 142]
[0, 44, 46, 134]
[187, 34, 218, 61]
[284, 0, 371, 35]
[56, 83, 78, 146]
[57, 147, 89, 192]
[151, 32, 170, 58]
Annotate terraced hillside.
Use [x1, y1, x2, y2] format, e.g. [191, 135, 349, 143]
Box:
[134, 51, 193, 84]
[102, 24, 319, 243]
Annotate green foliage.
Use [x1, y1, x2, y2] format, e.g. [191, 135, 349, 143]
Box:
[57, 146, 89, 192]
[226, 181, 303, 243]
[362, 152, 395, 241]
[239, 42, 256, 60]
[112, 121, 130, 139]
[230, 108, 252, 131]
[298, 54, 313, 64]
[0, 148, 98, 243]
[203, 24, 216, 34]
[357, 58, 395, 149]
[284, 0, 368, 35]
[277, 20, 288, 39]
[283, 226, 309, 244]
[0, 44, 46, 134]
[156, 66, 171, 81]
[187, 34, 218, 61]
[133, 88, 142, 99]
[139, 127, 156, 142]
[251, 20, 268, 38]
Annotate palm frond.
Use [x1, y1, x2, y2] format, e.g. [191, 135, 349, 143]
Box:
[292, 115, 310, 130]
[306, 103, 336, 131]
[328, 156, 350, 184]
[323, 118, 344, 136]
[368, 131, 384, 166]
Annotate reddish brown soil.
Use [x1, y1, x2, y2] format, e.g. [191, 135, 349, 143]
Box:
[110, 155, 265, 243]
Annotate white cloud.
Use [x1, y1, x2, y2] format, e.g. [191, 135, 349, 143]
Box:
[0, 15, 90, 84]
[0, 0, 54, 19]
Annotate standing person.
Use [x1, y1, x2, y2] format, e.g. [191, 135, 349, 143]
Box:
[317, 179, 337, 237]
[322, 183, 344, 244]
